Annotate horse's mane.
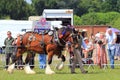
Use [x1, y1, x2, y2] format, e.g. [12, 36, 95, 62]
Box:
[26, 31, 39, 34]
[25, 31, 48, 35]
[60, 27, 73, 33]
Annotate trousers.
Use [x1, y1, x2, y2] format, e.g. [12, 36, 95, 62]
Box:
[38, 54, 46, 69]
[70, 48, 86, 73]
[108, 49, 115, 69]
[5, 53, 15, 69]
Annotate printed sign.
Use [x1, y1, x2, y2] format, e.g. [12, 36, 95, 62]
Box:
[32, 18, 51, 33]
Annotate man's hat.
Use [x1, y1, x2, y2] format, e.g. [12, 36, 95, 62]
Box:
[83, 37, 89, 40]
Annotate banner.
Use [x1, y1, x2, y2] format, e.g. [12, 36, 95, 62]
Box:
[32, 18, 51, 33]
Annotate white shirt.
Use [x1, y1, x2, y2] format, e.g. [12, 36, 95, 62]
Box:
[106, 32, 116, 49]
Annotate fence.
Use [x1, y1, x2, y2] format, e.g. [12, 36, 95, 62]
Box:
[0, 44, 120, 70]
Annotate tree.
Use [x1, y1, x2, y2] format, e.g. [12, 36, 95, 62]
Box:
[81, 12, 99, 25]
[74, 15, 82, 25]
[100, 0, 120, 12]
[32, 0, 46, 15]
[0, 0, 33, 20]
[80, 11, 120, 25]
[110, 15, 120, 29]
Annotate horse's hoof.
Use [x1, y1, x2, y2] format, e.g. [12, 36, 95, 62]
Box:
[56, 62, 64, 70]
[7, 69, 13, 74]
[7, 63, 15, 74]
[25, 71, 36, 74]
[30, 70, 36, 74]
[25, 69, 36, 74]
[45, 64, 55, 74]
[45, 71, 55, 74]
[24, 64, 36, 74]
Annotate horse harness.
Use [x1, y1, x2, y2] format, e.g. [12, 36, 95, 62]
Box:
[19, 27, 72, 50]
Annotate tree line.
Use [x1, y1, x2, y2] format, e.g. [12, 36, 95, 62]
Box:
[0, 0, 120, 29]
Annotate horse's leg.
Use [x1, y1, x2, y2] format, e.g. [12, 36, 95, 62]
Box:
[56, 54, 66, 70]
[7, 49, 22, 74]
[61, 54, 66, 62]
[45, 52, 55, 74]
[24, 52, 36, 74]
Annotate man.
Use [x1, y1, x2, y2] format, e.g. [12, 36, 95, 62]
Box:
[38, 54, 46, 69]
[4, 31, 14, 70]
[106, 29, 117, 69]
[70, 29, 88, 74]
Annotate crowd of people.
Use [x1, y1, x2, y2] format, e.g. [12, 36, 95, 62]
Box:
[66, 27, 120, 71]
[0, 27, 120, 74]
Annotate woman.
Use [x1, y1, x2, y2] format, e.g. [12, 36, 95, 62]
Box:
[83, 37, 94, 58]
[94, 32, 107, 68]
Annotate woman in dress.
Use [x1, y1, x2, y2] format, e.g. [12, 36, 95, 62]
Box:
[94, 32, 107, 68]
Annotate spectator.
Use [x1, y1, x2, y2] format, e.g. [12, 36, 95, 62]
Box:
[94, 32, 107, 68]
[95, 32, 100, 43]
[114, 33, 120, 60]
[106, 29, 117, 69]
[83, 37, 94, 58]
[81, 29, 87, 38]
[89, 33, 95, 44]
[38, 54, 46, 69]
[12, 34, 24, 70]
[0, 47, 2, 54]
[4, 31, 14, 70]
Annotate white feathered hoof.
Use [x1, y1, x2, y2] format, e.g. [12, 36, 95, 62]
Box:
[56, 62, 64, 71]
[45, 65, 55, 74]
[24, 64, 36, 74]
[7, 63, 15, 74]
[45, 69, 55, 74]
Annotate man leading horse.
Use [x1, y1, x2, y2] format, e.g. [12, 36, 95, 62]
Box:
[69, 29, 88, 74]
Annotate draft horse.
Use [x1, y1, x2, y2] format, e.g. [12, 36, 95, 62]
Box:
[7, 26, 73, 74]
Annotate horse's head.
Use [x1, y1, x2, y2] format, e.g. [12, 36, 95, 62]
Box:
[58, 26, 73, 40]
[57, 26, 74, 46]
[67, 28, 80, 44]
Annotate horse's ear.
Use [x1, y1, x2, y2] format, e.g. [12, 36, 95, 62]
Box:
[53, 27, 59, 31]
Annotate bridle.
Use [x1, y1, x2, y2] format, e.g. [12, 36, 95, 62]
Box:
[55, 27, 73, 46]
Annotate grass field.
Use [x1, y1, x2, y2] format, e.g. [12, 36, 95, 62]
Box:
[0, 66, 120, 80]
[0, 54, 120, 80]
[0, 63, 120, 80]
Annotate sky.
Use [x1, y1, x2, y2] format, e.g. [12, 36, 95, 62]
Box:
[0, 20, 32, 47]
[25, 0, 32, 4]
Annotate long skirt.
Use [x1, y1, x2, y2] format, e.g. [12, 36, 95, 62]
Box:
[93, 44, 107, 68]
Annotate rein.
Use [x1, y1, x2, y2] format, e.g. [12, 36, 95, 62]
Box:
[54, 28, 71, 46]
[56, 31, 65, 46]
[54, 28, 65, 46]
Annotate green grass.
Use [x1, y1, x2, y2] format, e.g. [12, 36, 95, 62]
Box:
[0, 64, 120, 80]
[0, 54, 120, 80]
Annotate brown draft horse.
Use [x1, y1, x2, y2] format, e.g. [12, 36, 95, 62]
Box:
[7, 26, 73, 74]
